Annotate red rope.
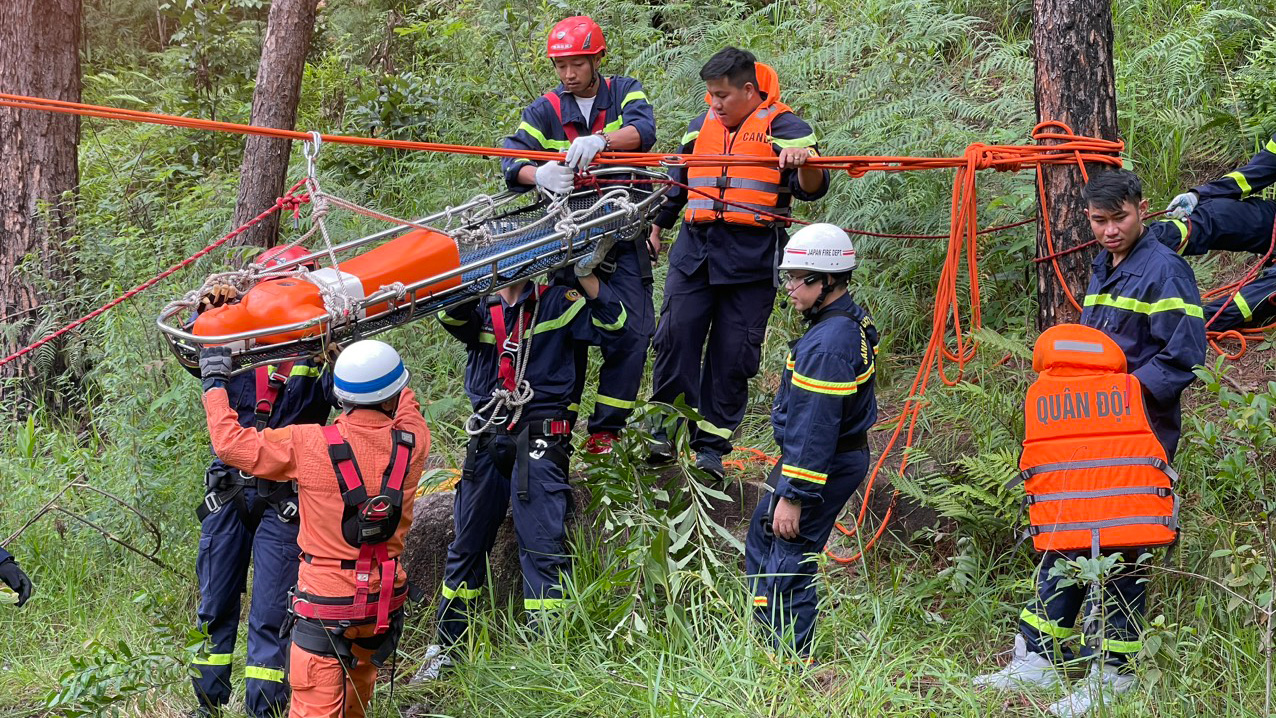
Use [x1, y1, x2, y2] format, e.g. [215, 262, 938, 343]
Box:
[0, 180, 309, 369]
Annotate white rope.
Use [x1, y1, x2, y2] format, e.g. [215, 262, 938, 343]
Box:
[464, 296, 541, 435]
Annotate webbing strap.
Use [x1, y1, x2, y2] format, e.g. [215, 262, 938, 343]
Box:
[321, 425, 367, 504]
[544, 77, 612, 141]
[489, 290, 539, 392]
[253, 362, 292, 429]
[1009, 456, 1178, 488]
[1032, 515, 1176, 535]
[1028, 486, 1171, 503]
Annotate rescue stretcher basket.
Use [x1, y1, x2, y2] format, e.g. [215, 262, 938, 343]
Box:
[156, 166, 668, 374]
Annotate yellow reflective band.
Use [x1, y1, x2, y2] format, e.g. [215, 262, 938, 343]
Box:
[441, 583, 481, 600]
[680, 130, 700, 145]
[245, 665, 285, 683]
[769, 133, 818, 149]
[532, 297, 587, 335]
[1101, 638, 1142, 654]
[1233, 292, 1253, 321]
[781, 464, 828, 485]
[192, 653, 233, 667]
[602, 117, 624, 134]
[785, 352, 795, 371]
[1267, 138, 1276, 154]
[1082, 293, 1204, 318]
[568, 402, 580, 413]
[696, 419, 732, 439]
[290, 365, 320, 378]
[791, 364, 875, 396]
[753, 596, 769, 607]
[1020, 608, 1075, 639]
[524, 597, 564, 610]
[595, 394, 636, 409]
[519, 122, 570, 151]
[621, 91, 647, 107]
[437, 310, 468, 327]
[1170, 219, 1189, 254]
[591, 304, 627, 331]
[512, 157, 534, 165]
[1225, 170, 1254, 197]
[478, 331, 495, 344]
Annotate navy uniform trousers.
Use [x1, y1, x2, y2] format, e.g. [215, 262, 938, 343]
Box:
[570, 241, 655, 433]
[651, 262, 777, 455]
[435, 432, 574, 645]
[745, 449, 868, 657]
[193, 481, 298, 716]
[1019, 549, 1150, 670]
[1146, 197, 1276, 330]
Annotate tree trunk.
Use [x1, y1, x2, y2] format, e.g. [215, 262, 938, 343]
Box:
[1033, 0, 1118, 329]
[0, 0, 82, 404]
[229, 0, 318, 249]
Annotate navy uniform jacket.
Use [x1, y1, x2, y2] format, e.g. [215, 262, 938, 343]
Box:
[437, 282, 627, 419]
[771, 294, 878, 503]
[500, 75, 656, 190]
[653, 111, 830, 285]
[1194, 133, 1276, 201]
[1080, 233, 1206, 455]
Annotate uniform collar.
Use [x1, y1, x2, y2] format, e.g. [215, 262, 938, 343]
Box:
[498, 283, 541, 310]
[1091, 229, 1152, 278]
[811, 292, 855, 319]
[552, 76, 612, 125]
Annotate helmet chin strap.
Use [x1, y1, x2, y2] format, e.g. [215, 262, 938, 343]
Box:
[802, 275, 836, 321]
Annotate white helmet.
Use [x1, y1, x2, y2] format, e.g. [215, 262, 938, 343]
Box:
[333, 340, 410, 405]
[779, 223, 857, 273]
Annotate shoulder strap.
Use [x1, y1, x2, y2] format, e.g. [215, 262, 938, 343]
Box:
[322, 425, 368, 506]
[543, 77, 613, 142]
[814, 310, 857, 324]
[380, 429, 415, 496]
[253, 361, 294, 429]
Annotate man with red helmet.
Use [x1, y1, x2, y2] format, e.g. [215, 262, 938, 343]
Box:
[187, 244, 341, 718]
[501, 15, 657, 455]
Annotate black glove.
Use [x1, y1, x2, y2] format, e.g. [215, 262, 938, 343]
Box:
[0, 558, 33, 607]
[200, 346, 234, 391]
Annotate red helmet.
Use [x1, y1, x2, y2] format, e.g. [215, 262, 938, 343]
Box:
[258, 244, 316, 269]
[546, 16, 605, 58]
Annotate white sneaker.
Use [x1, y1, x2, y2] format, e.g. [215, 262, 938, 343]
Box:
[1048, 663, 1136, 717]
[412, 644, 454, 683]
[973, 635, 1061, 690]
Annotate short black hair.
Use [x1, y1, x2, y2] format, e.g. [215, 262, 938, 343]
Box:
[1082, 169, 1143, 212]
[700, 47, 758, 89]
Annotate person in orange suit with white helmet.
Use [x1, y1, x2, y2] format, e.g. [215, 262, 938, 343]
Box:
[199, 338, 428, 718]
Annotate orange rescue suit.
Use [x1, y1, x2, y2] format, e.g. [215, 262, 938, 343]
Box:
[203, 386, 429, 718]
[684, 62, 794, 228]
[1016, 324, 1179, 555]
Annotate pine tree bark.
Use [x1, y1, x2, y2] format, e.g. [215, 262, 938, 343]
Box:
[229, 0, 318, 249]
[1033, 0, 1119, 328]
[0, 0, 82, 401]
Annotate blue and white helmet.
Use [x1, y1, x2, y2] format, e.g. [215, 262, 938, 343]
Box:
[333, 340, 410, 405]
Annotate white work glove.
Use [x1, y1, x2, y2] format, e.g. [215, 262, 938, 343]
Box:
[1166, 191, 1199, 220]
[564, 133, 608, 171]
[535, 161, 575, 195]
[575, 234, 618, 277]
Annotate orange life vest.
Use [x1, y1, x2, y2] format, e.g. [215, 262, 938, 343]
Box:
[684, 62, 793, 228]
[1014, 324, 1179, 555]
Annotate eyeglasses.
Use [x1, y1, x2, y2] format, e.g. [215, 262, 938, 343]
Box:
[782, 272, 822, 287]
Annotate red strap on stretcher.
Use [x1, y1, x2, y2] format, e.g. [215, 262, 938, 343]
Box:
[542, 77, 612, 141]
[318, 425, 412, 633]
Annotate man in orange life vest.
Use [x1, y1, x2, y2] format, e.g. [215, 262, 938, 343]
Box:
[647, 47, 829, 477]
[501, 16, 657, 455]
[199, 339, 429, 718]
[974, 170, 1205, 717]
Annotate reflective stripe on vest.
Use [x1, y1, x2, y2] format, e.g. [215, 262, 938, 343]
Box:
[543, 77, 613, 142]
[683, 102, 793, 228]
[1019, 324, 1179, 555]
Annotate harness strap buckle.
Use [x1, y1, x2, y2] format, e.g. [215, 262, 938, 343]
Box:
[203, 492, 223, 516]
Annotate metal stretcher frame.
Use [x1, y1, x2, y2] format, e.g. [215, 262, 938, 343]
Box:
[156, 166, 668, 374]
